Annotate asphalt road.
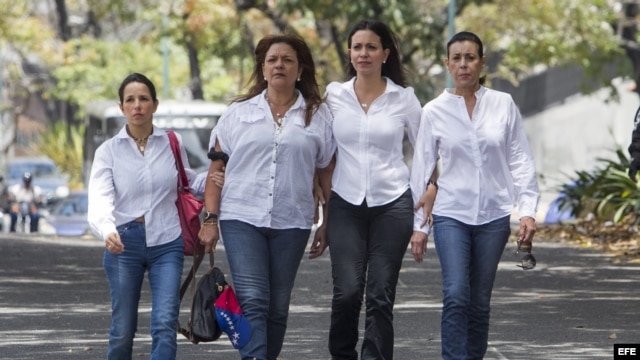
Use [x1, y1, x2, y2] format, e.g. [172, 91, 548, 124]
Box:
[0, 231, 638, 359]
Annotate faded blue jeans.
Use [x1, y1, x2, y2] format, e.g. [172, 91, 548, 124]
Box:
[103, 221, 184, 360]
[433, 214, 511, 360]
[220, 220, 310, 360]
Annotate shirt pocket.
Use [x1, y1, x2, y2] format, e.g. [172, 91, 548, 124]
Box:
[237, 111, 265, 124]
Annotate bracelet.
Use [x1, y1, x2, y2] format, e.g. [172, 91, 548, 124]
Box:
[202, 221, 218, 226]
[427, 179, 439, 191]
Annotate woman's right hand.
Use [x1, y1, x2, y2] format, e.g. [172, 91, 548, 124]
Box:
[198, 223, 220, 253]
[105, 232, 124, 254]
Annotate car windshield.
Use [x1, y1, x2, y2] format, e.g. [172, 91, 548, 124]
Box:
[52, 194, 88, 216]
[8, 162, 60, 180]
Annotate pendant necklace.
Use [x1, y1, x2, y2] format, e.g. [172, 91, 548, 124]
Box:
[361, 103, 368, 108]
[274, 112, 284, 126]
[131, 132, 152, 153]
[266, 91, 296, 127]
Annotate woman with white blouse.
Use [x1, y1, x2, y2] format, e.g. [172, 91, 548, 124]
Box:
[311, 19, 426, 360]
[197, 33, 335, 360]
[411, 31, 540, 359]
[87, 73, 201, 359]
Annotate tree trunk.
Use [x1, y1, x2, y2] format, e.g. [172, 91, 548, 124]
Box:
[621, 2, 640, 98]
[186, 37, 204, 100]
[54, 0, 71, 41]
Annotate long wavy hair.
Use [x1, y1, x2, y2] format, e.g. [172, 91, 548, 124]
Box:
[234, 33, 322, 127]
[345, 19, 408, 88]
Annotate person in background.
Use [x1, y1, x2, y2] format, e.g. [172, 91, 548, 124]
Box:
[0, 175, 9, 212]
[87, 72, 202, 360]
[0, 175, 7, 231]
[411, 31, 540, 360]
[627, 105, 640, 181]
[198, 33, 335, 360]
[310, 19, 427, 360]
[8, 172, 43, 233]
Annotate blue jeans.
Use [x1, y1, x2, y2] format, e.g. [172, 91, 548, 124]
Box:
[9, 208, 39, 232]
[326, 190, 413, 360]
[433, 215, 511, 360]
[220, 220, 311, 360]
[103, 221, 184, 360]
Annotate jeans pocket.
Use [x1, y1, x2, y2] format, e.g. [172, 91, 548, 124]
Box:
[116, 224, 130, 236]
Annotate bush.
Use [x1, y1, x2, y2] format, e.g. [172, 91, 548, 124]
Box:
[558, 148, 640, 224]
[34, 122, 84, 190]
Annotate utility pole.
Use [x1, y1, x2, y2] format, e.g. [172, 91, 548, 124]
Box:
[446, 0, 456, 89]
[162, 15, 170, 99]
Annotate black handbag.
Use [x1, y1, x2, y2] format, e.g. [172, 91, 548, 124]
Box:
[178, 251, 227, 344]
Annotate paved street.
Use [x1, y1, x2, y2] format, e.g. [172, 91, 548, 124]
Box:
[0, 231, 639, 359]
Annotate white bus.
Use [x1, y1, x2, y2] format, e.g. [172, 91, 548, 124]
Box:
[83, 100, 226, 185]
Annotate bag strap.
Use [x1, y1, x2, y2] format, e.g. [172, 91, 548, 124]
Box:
[178, 244, 215, 341]
[167, 130, 190, 190]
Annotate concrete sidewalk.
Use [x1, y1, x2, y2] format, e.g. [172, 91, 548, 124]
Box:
[0, 232, 638, 359]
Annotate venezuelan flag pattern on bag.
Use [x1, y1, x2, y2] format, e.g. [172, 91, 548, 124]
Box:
[214, 285, 251, 349]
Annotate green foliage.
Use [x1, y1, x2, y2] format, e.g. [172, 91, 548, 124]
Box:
[274, 0, 454, 101]
[558, 149, 640, 224]
[458, 0, 625, 93]
[50, 37, 191, 118]
[34, 122, 84, 190]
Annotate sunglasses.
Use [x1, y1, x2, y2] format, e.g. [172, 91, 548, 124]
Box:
[515, 240, 536, 270]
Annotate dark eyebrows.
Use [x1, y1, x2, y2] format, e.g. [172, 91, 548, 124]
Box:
[351, 41, 380, 48]
[266, 53, 296, 60]
[451, 52, 477, 57]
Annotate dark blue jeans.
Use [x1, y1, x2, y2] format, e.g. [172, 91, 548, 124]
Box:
[103, 221, 184, 360]
[220, 220, 311, 360]
[9, 209, 39, 232]
[433, 215, 511, 360]
[326, 190, 413, 360]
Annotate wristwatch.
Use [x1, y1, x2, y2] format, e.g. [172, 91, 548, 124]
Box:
[203, 211, 218, 221]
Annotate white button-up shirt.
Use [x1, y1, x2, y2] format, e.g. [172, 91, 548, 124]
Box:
[411, 86, 540, 231]
[209, 90, 335, 230]
[326, 77, 422, 206]
[88, 125, 201, 245]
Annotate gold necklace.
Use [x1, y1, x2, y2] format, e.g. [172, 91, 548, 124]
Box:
[266, 92, 296, 126]
[129, 130, 153, 153]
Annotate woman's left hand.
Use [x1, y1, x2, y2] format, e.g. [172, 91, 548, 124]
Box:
[517, 216, 536, 243]
[414, 184, 437, 228]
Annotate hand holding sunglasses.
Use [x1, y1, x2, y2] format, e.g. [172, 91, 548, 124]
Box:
[515, 239, 536, 270]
